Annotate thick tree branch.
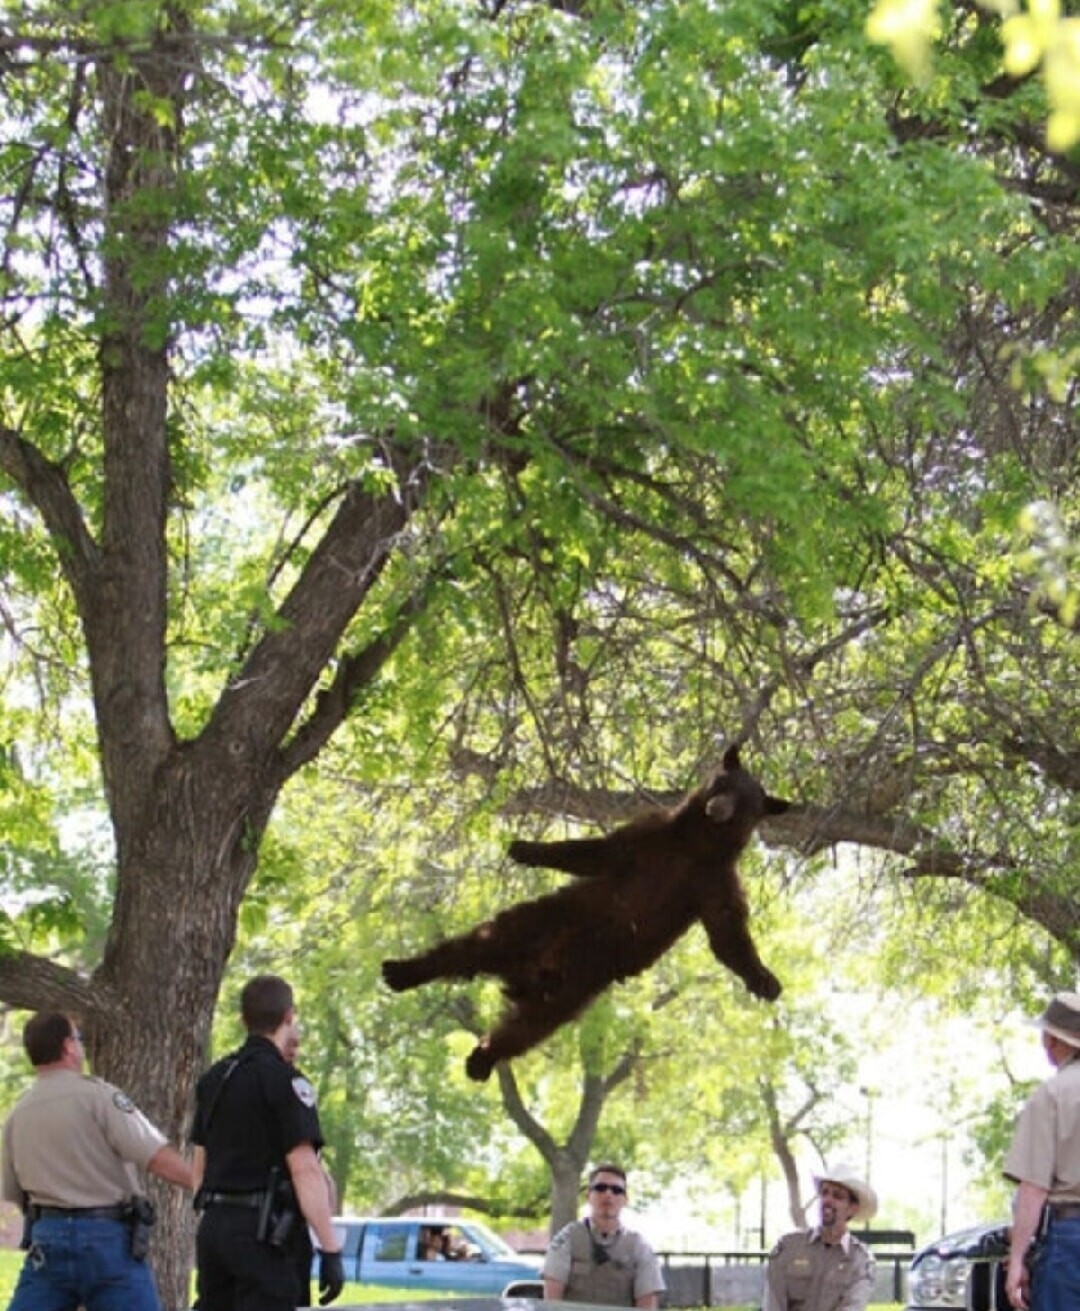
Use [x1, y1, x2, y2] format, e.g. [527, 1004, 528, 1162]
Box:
[0, 950, 104, 1016]
[0, 427, 100, 610]
[496, 1061, 560, 1161]
[207, 457, 431, 762]
[280, 567, 447, 779]
[384, 1190, 546, 1221]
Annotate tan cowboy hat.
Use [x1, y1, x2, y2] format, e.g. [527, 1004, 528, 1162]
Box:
[1033, 992, 1080, 1048]
[813, 1162, 879, 1222]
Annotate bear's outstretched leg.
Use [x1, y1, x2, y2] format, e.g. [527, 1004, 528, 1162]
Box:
[465, 988, 596, 1081]
[382, 911, 541, 992]
[383, 889, 572, 993]
[508, 835, 624, 879]
[383, 933, 486, 992]
[701, 900, 782, 1001]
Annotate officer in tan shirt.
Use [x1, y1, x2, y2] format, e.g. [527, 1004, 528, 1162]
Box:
[1003, 991, 1080, 1311]
[763, 1163, 877, 1311]
[543, 1163, 665, 1308]
[0, 1010, 193, 1311]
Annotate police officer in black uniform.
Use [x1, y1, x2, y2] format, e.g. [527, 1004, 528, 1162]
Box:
[191, 974, 344, 1311]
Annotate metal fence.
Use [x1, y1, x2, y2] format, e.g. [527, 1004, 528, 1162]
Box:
[658, 1244, 914, 1308]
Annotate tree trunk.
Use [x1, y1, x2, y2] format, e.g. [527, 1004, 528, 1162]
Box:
[73, 739, 278, 1307]
[548, 1150, 586, 1235]
[760, 1079, 810, 1230]
[0, 20, 425, 1301]
[495, 1049, 642, 1236]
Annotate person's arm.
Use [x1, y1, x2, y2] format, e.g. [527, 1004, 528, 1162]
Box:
[633, 1238, 665, 1309]
[147, 1143, 195, 1191]
[1, 1128, 24, 1207]
[542, 1221, 575, 1301]
[761, 1250, 787, 1311]
[191, 1145, 206, 1194]
[321, 1158, 339, 1212]
[287, 1141, 340, 1253]
[1006, 1181, 1048, 1310]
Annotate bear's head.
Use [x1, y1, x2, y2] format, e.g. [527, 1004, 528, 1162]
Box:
[703, 743, 791, 829]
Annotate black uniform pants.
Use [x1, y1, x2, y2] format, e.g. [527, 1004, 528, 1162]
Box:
[195, 1206, 303, 1311]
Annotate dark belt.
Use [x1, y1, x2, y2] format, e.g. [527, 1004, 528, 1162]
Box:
[33, 1205, 127, 1221]
[199, 1190, 268, 1209]
[1050, 1203, 1080, 1221]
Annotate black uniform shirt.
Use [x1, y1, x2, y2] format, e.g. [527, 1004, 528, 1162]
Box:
[192, 1035, 323, 1191]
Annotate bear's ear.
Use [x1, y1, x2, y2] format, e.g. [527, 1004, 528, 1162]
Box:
[705, 793, 737, 822]
[721, 742, 743, 771]
[765, 795, 791, 815]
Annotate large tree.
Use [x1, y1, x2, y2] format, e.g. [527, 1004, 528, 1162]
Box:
[0, 0, 1075, 1302]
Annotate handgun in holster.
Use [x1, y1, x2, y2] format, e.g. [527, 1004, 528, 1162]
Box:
[256, 1166, 298, 1248]
[124, 1195, 157, 1261]
[19, 1199, 32, 1252]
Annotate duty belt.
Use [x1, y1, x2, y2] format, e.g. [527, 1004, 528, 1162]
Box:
[32, 1205, 127, 1221]
[1049, 1203, 1080, 1221]
[199, 1190, 269, 1209]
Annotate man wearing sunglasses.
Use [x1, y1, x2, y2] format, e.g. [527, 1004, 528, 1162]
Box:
[543, 1164, 665, 1307]
[762, 1163, 877, 1311]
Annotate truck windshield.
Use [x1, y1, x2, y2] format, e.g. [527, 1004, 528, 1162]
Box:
[465, 1223, 516, 1257]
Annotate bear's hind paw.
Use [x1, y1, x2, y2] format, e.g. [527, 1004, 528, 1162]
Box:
[465, 1044, 496, 1082]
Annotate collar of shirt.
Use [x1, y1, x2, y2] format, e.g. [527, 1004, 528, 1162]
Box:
[241, 1034, 284, 1060]
[809, 1228, 853, 1252]
[586, 1218, 624, 1242]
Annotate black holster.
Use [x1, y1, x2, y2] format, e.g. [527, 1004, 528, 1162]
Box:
[255, 1166, 298, 1248]
[123, 1195, 156, 1261]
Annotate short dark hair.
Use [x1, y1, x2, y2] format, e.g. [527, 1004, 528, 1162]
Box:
[588, 1163, 627, 1187]
[240, 975, 294, 1034]
[23, 1012, 76, 1067]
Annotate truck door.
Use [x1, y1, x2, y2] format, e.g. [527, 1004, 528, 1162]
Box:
[360, 1221, 427, 1289]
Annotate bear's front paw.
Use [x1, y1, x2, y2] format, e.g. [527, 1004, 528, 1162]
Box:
[751, 969, 782, 1002]
[508, 839, 539, 865]
[382, 959, 417, 992]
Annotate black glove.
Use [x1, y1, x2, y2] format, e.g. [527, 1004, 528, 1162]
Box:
[318, 1249, 345, 1306]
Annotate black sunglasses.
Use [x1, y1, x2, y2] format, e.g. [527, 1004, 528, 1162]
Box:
[590, 1183, 626, 1195]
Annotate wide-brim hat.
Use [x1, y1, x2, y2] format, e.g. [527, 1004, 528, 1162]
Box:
[813, 1162, 878, 1222]
[1033, 992, 1080, 1048]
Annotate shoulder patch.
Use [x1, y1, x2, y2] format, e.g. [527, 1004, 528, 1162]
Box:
[113, 1090, 136, 1113]
[549, 1227, 572, 1251]
[292, 1076, 317, 1108]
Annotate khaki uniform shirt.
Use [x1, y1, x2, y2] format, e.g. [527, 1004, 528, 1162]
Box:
[543, 1219, 666, 1305]
[762, 1229, 875, 1311]
[1003, 1053, 1080, 1203]
[1, 1068, 166, 1209]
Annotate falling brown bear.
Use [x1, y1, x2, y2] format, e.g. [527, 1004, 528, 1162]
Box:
[382, 743, 791, 1081]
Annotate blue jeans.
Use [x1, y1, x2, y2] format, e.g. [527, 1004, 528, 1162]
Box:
[8, 1214, 161, 1311]
[1032, 1213, 1080, 1311]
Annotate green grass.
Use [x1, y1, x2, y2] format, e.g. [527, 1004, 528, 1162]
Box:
[0, 1247, 433, 1305]
[0, 1247, 467, 1306]
[0, 1250, 901, 1309]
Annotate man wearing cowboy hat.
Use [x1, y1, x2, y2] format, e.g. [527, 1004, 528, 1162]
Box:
[1003, 990, 1080, 1311]
[762, 1163, 877, 1311]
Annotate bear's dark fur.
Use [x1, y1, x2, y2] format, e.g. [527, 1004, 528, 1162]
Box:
[382, 744, 790, 1081]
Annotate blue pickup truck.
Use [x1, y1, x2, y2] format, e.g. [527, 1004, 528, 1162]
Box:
[331, 1217, 544, 1295]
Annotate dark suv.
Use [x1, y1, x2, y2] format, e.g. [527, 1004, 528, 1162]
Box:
[906, 1221, 1009, 1311]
